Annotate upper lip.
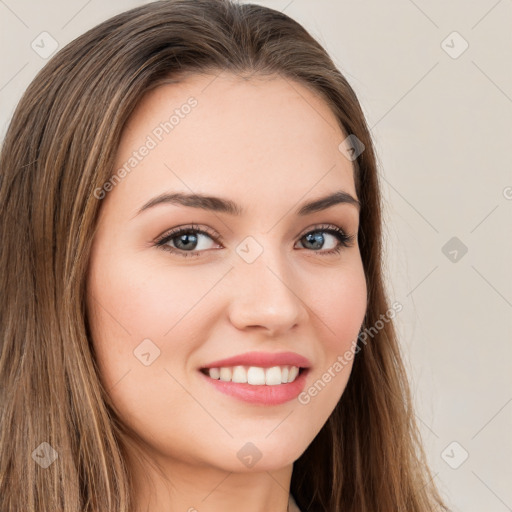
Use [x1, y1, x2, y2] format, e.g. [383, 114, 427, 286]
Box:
[200, 351, 311, 369]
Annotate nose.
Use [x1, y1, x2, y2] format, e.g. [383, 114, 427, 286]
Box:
[226, 246, 307, 337]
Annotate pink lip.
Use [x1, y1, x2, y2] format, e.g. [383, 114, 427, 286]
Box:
[200, 351, 311, 370]
[198, 368, 310, 405]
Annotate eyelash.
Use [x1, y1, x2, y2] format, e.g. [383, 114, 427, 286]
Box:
[154, 223, 356, 258]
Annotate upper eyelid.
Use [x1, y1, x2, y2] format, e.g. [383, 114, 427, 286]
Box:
[155, 224, 221, 244]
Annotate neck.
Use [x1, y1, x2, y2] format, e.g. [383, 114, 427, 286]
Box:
[127, 444, 294, 512]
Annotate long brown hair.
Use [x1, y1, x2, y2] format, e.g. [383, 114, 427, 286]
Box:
[0, 1, 450, 510]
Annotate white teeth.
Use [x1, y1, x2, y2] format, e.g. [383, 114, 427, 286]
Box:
[287, 365, 299, 383]
[219, 367, 232, 381]
[232, 365, 247, 383]
[209, 367, 220, 380]
[265, 366, 282, 386]
[205, 365, 302, 385]
[247, 367, 266, 385]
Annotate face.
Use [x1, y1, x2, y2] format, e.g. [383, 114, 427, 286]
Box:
[86, 71, 367, 476]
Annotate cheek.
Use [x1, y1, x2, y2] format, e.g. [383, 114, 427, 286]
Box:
[87, 248, 225, 347]
[309, 258, 367, 354]
[85, 247, 233, 414]
[292, 258, 367, 415]
[85, 251, 214, 455]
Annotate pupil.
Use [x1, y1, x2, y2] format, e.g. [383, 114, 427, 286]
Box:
[176, 233, 197, 250]
[305, 232, 323, 250]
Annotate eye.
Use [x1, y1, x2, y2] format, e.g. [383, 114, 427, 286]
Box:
[154, 223, 356, 258]
[154, 224, 221, 258]
[295, 224, 356, 255]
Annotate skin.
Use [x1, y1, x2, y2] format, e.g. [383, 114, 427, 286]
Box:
[86, 71, 367, 512]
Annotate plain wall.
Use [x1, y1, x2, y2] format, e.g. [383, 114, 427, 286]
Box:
[1, 1, 511, 510]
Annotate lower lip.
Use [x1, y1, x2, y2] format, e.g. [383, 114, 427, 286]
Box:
[198, 369, 309, 405]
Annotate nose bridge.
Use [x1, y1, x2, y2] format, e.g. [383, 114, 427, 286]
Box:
[227, 236, 305, 334]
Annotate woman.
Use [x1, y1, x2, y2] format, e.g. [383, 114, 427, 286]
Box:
[0, 1, 450, 510]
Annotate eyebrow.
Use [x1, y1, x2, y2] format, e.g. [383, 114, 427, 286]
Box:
[134, 190, 360, 218]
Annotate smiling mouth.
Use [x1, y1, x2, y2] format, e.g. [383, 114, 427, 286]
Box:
[199, 365, 307, 386]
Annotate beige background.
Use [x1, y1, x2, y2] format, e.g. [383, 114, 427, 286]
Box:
[1, 1, 511, 510]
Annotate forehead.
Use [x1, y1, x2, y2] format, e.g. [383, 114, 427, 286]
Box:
[109, 72, 357, 217]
